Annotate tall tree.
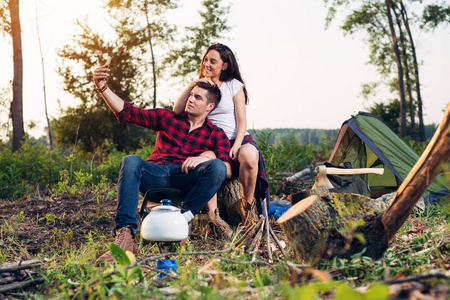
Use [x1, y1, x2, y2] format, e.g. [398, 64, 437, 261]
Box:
[385, 0, 407, 137]
[324, 0, 449, 140]
[55, 0, 177, 152]
[164, 0, 231, 81]
[5, 0, 25, 151]
[106, 0, 177, 108]
[34, 2, 53, 149]
[397, 0, 423, 140]
[393, 4, 416, 139]
[55, 17, 153, 152]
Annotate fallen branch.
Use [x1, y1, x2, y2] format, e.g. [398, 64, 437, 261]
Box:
[248, 219, 265, 253]
[234, 220, 259, 248]
[0, 259, 42, 273]
[0, 263, 42, 274]
[384, 272, 450, 285]
[263, 199, 273, 262]
[0, 278, 45, 293]
[269, 226, 286, 257]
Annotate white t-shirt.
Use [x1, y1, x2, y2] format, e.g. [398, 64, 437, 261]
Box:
[208, 79, 249, 140]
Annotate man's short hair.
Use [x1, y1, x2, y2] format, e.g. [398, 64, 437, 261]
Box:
[195, 81, 221, 107]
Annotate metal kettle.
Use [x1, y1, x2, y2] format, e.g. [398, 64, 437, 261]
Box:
[141, 199, 194, 242]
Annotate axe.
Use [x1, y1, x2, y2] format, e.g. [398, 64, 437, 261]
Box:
[316, 165, 384, 189]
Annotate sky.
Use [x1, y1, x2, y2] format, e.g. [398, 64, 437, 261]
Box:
[0, 0, 449, 139]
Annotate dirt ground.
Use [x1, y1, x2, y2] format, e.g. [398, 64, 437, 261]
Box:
[1, 192, 449, 299]
[0, 192, 117, 258]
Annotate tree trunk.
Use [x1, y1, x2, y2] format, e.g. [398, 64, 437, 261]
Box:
[385, 0, 407, 138]
[393, 4, 416, 140]
[278, 193, 388, 263]
[144, 0, 157, 108]
[399, 0, 425, 141]
[382, 103, 450, 240]
[217, 177, 245, 227]
[35, 5, 53, 149]
[9, 0, 24, 151]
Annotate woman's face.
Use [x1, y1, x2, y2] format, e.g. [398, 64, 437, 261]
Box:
[202, 50, 228, 81]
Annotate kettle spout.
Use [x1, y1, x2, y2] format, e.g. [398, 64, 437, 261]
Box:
[182, 210, 194, 223]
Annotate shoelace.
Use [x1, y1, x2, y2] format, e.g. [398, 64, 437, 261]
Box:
[114, 229, 128, 245]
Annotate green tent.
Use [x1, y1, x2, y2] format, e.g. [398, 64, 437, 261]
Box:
[328, 112, 448, 199]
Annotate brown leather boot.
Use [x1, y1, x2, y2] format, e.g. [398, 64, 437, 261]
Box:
[242, 198, 259, 226]
[206, 209, 233, 238]
[97, 227, 137, 265]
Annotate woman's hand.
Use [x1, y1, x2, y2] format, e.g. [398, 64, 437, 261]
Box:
[189, 77, 216, 88]
[229, 144, 241, 161]
[196, 77, 216, 86]
[93, 64, 110, 89]
[174, 78, 217, 115]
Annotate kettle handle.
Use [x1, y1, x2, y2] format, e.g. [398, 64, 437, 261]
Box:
[139, 188, 183, 219]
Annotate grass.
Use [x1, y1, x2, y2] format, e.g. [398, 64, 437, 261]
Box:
[0, 191, 449, 299]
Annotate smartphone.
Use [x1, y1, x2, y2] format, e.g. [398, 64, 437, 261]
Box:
[105, 57, 112, 68]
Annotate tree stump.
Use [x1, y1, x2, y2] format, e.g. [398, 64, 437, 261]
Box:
[277, 192, 388, 263]
[217, 177, 245, 227]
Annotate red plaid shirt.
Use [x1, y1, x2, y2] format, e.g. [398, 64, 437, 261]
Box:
[116, 102, 231, 166]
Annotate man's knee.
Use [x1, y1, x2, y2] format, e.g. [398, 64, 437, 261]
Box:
[120, 155, 142, 173]
[204, 159, 227, 179]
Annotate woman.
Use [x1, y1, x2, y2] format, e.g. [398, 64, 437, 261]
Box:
[173, 43, 269, 224]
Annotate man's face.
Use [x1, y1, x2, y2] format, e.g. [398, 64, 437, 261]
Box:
[185, 86, 215, 117]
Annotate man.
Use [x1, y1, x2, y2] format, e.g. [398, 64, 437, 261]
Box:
[93, 62, 233, 264]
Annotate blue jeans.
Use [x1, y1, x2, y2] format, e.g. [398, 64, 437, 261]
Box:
[115, 155, 227, 237]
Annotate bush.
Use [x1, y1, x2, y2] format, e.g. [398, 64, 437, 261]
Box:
[256, 131, 333, 195]
[0, 137, 158, 200]
[0, 138, 68, 199]
[1, 131, 336, 200]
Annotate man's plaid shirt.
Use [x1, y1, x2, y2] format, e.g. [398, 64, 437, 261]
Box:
[116, 102, 231, 166]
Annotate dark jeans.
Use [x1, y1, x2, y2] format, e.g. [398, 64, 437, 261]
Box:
[114, 155, 227, 237]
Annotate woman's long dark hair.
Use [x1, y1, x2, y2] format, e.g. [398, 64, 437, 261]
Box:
[199, 43, 249, 105]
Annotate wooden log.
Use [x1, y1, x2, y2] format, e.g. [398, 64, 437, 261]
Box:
[277, 193, 388, 263]
[217, 177, 245, 226]
[382, 103, 450, 241]
[0, 278, 44, 293]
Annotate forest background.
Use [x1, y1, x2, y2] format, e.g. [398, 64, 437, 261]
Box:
[0, 1, 449, 298]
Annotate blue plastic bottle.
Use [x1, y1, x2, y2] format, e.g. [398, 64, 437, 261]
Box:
[156, 259, 177, 279]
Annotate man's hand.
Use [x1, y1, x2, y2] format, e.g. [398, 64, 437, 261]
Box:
[93, 64, 110, 89]
[181, 156, 210, 174]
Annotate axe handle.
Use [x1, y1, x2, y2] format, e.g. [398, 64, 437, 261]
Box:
[326, 167, 384, 175]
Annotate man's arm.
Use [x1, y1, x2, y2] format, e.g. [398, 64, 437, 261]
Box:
[199, 151, 232, 178]
[181, 151, 232, 178]
[93, 65, 124, 113]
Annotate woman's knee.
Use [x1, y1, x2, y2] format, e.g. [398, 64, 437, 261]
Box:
[239, 146, 259, 168]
